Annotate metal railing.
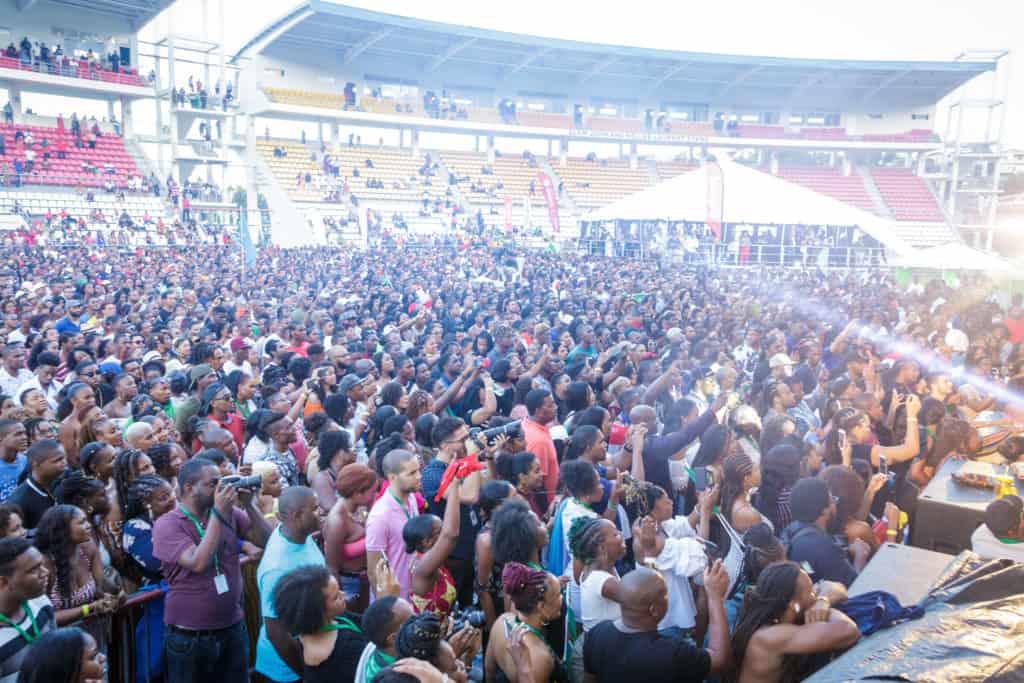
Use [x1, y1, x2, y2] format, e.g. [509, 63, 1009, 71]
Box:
[0, 55, 148, 87]
[575, 239, 891, 267]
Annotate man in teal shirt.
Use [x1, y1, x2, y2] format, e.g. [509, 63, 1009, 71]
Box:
[255, 486, 325, 682]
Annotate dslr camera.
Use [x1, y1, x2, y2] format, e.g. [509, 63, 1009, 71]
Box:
[471, 420, 523, 447]
[450, 607, 486, 632]
[220, 475, 263, 490]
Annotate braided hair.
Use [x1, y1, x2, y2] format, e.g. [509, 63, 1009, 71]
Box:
[720, 452, 755, 524]
[113, 449, 148, 518]
[738, 522, 785, 588]
[34, 505, 83, 604]
[53, 471, 105, 512]
[727, 561, 804, 683]
[501, 561, 549, 613]
[124, 475, 171, 523]
[568, 516, 606, 568]
[620, 477, 668, 519]
[395, 612, 443, 662]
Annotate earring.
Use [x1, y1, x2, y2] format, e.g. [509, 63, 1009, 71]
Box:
[793, 603, 801, 615]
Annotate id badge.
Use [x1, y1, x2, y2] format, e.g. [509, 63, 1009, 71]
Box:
[214, 573, 229, 595]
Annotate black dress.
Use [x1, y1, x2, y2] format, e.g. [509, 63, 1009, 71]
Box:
[304, 614, 369, 683]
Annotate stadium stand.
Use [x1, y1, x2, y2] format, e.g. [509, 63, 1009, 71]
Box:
[516, 111, 572, 129]
[0, 38, 147, 87]
[776, 166, 878, 214]
[870, 167, 947, 222]
[262, 87, 347, 109]
[557, 158, 654, 208]
[0, 121, 139, 188]
[442, 151, 546, 204]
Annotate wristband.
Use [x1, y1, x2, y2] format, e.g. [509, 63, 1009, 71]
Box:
[886, 529, 898, 538]
[81, 604, 90, 618]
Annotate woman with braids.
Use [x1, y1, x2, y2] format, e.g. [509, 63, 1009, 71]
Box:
[495, 451, 545, 519]
[404, 477, 461, 623]
[54, 471, 124, 588]
[108, 448, 156, 530]
[571, 516, 626, 631]
[271, 564, 371, 683]
[56, 382, 97, 466]
[473, 480, 515, 632]
[728, 562, 859, 683]
[79, 441, 116, 490]
[396, 612, 477, 683]
[485, 562, 568, 683]
[718, 452, 765, 536]
[224, 369, 258, 420]
[83, 416, 123, 450]
[824, 396, 920, 471]
[819, 465, 901, 557]
[150, 442, 188, 487]
[34, 505, 120, 655]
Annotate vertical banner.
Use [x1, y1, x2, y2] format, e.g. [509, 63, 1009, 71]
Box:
[504, 195, 513, 232]
[524, 194, 533, 230]
[238, 211, 256, 266]
[537, 172, 561, 234]
[706, 161, 724, 241]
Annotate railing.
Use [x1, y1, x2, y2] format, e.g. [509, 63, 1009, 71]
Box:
[576, 239, 891, 267]
[0, 172, 147, 191]
[0, 55, 148, 87]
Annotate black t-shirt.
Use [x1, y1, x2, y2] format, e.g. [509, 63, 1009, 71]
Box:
[782, 521, 858, 587]
[7, 478, 55, 530]
[583, 621, 711, 683]
[421, 459, 480, 562]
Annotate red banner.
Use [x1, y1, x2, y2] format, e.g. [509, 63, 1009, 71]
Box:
[504, 195, 513, 232]
[537, 172, 561, 234]
[706, 161, 724, 241]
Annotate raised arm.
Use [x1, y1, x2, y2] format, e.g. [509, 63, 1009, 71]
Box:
[413, 478, 461, 581]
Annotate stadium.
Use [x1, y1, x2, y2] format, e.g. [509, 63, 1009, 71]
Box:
[0, 0, 1015, 269]
[3, 2, 1024, 682]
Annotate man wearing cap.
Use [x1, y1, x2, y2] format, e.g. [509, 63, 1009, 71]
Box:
[224, 337, 254, 377]
[780, 478, 870, 587]
[54, 300, 84, 335]
[970, 495, 1024, 562]
[0, 345, 32, 399]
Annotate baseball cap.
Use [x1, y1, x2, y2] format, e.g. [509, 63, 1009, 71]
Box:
[769, 353, 795, 369]
[984, 495, 1023, 539]
[790, 478, 833, 524]
[338, 375, 363, 393]
[189, 364, 214, 386]
[229, 337, 253, 352]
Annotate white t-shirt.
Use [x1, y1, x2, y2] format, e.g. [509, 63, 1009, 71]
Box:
[580, 568, 621, 631]
[654, 516, 707, 631]
[971, 524, 1024, 563]
[560, 498, 598, 617]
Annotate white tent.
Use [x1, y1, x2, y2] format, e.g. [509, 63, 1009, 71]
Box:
[891, 242, 1021, 274]
[585, 159, 916, 255]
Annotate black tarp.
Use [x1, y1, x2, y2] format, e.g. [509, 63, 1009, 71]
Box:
[807, 552, 1024, 682]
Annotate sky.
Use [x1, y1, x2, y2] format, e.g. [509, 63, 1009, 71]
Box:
[139, 0, 1023, 148]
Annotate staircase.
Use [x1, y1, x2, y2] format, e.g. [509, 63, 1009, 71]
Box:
[856, 167, 893, 219]
[252, 153, 319, 247]
[542, 158, 580, 239]
[122, 137, 179, 221]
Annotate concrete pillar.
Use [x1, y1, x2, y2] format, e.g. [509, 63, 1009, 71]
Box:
[7, 87, 22, 122]
[411, 129, 421, 158]
[828, 152, 836, 168]
[330, 122, 339, 148]
[121, 98, 133, 138]
[217, 0, 226, 98]
[841, 156, 852, 177]
[915, 153, 926, 176]
[129, 34, 140, 73]
[769, 151, 779, 175]
[107, 99, 117, 123]
[486, 135, 495, 163]
[629, 142, 638, 170]
[547, 139, 552, 157]
[559, 139, 567, 166]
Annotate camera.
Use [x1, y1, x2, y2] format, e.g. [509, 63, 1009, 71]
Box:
[471, 420, 523, 446]
[221, 475, 262, 489]
[450, 608, 486, 632]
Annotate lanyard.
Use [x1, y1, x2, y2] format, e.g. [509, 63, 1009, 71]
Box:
[572, 498, 594, 512]
[0, 602, 39, 644]
[513, 616, 558, 660]
[179, 506, 220, 574]
[390, 491, 412, 520]
[319, 616, 361, 633]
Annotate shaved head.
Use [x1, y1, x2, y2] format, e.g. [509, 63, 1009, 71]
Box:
[278, 485, 316, 517]
[618, 567, 669, 628]
[629, 405, 657, 429]
[382, 448, 416, 476]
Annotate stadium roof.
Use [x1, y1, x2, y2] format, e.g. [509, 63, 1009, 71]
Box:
[5, 0, 174, 31]
[236, 1, 999, 111]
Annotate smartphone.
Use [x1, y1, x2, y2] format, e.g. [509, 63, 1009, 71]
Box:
[704, 466, 716, 489]
[879, 454, 888, 477]
[837, 429, 847, 450]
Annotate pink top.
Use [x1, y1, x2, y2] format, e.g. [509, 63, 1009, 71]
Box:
[365, 490, 418, 599]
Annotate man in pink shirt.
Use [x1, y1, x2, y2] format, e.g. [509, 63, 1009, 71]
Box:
[365, 449, 421, 599]
[522, 388, 560, 510]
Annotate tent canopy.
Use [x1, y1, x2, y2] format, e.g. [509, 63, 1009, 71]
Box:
[585, 159, 916, 256]
[891, 242, 1021, 273]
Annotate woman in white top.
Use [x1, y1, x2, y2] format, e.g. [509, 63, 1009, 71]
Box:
[569, 517, 626, 631]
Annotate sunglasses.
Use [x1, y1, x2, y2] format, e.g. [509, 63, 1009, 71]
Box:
[79, 371, 97, 377]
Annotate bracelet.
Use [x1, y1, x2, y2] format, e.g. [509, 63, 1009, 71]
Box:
[886, 529, 898, 538]
[81, 604, 90, 618]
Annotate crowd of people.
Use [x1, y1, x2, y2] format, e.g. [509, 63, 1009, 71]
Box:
[0, 239, 1020, 683]
[3, 36, 141, 81]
